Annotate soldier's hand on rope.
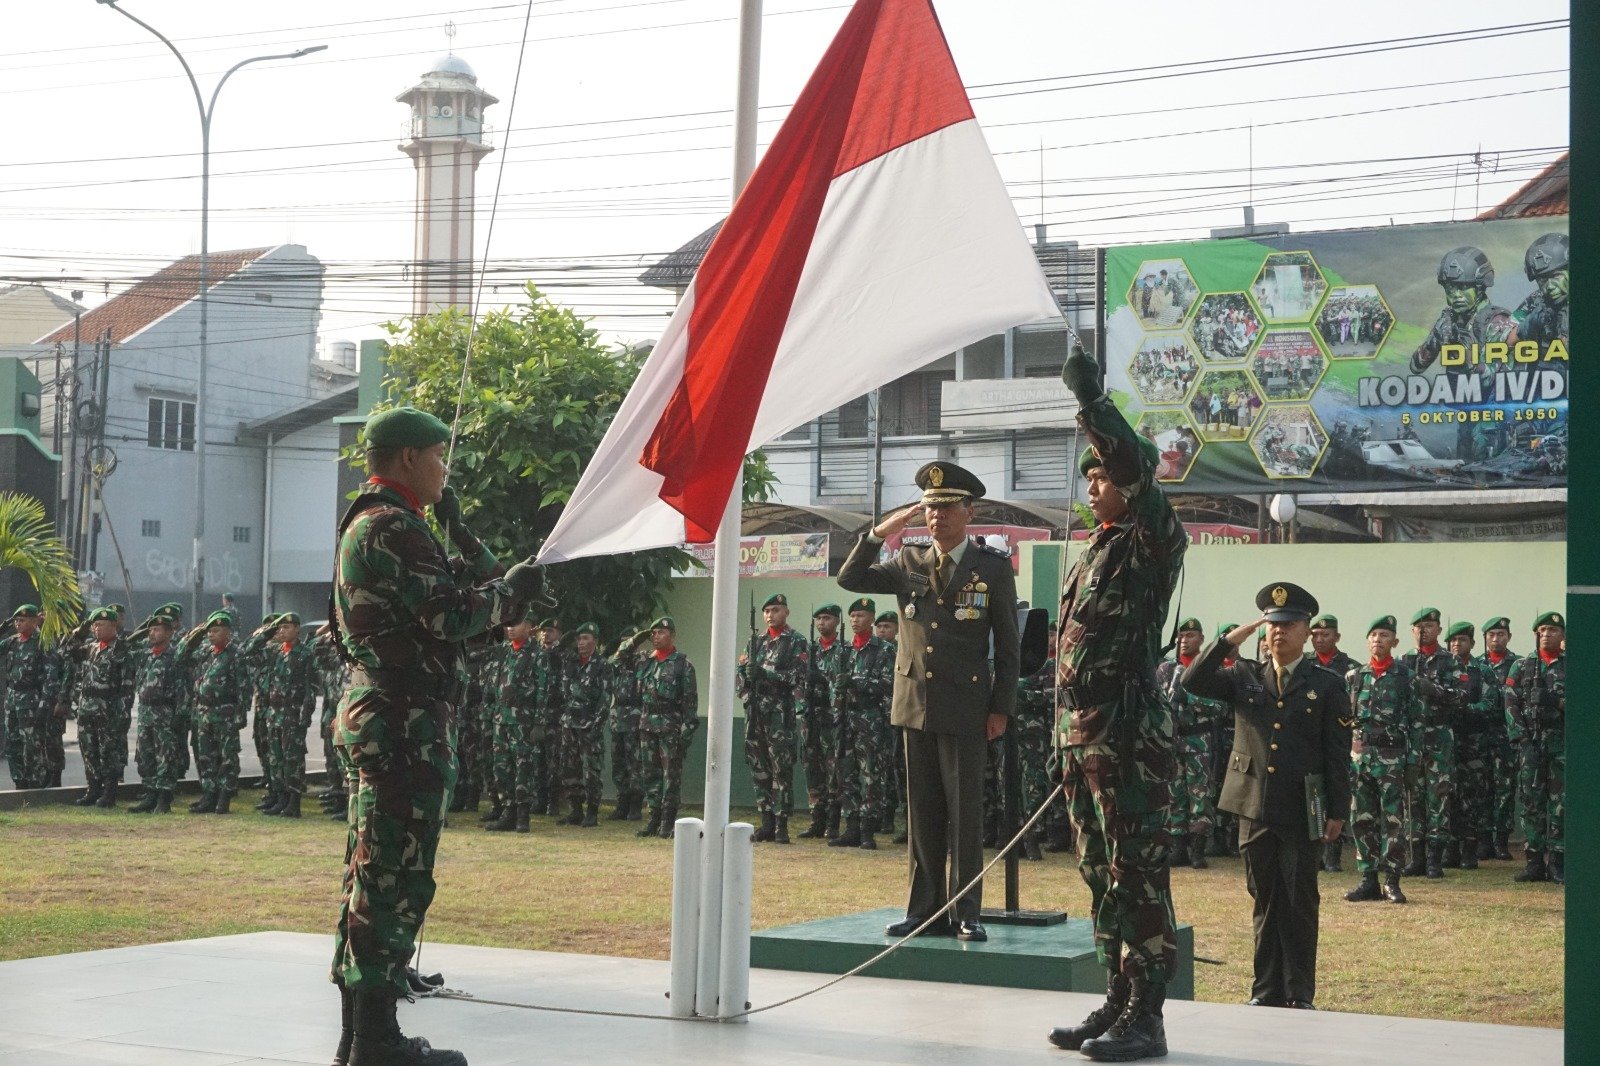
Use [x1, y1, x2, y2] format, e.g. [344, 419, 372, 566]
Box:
[433, 486, 465, 531]
[503, 556, 548, 603]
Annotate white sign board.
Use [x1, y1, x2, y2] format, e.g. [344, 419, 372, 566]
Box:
[940, 378, 1080, 431]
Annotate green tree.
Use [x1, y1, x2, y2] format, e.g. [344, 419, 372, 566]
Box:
[370, 286, 775, 638]
[0, 493, 82, 641]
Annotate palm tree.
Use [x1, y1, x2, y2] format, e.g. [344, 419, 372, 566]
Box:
[0, 493, 82, 642]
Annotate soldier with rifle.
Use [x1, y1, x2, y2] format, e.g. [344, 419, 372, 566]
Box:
[1505, 611, 1566, 884]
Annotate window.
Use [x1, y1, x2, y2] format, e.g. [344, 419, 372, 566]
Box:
[141, 519, 161, 538]
[232, 526, 251, 544]
[879, 369, 956, 436]
[147, 398, 195, 452]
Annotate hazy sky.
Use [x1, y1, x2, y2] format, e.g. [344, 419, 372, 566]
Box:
[2, 1, 1569, 349]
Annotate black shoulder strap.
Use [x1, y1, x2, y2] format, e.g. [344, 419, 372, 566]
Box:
[326, 491, 396, 669]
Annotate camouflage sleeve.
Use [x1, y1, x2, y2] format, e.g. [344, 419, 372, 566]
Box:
[680, 659, 699, 724]
[1076, 395, 1184, 567]
[1503, 659, 1528, 742]
[1467, 662, 1500, 727]
[1400, 667, 1422, 769]
[1409, 313, 1449, 374]
[445, 519, 500, 581]
[787, 636, 810, 720]
[867, 641, 894, 700]
[350, 509, 513, 642]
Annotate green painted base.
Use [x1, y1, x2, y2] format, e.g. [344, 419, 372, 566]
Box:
[751, 907, 1194, 999]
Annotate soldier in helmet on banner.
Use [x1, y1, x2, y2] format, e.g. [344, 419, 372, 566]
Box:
[1515, 232, 1569, 347]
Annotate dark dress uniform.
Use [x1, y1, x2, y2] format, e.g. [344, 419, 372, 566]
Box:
[1184, 584, 1352, 1009]
[838, 462, 1019, 935]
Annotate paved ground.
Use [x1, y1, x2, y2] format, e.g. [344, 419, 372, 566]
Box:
[0, 932, 1562, 1065]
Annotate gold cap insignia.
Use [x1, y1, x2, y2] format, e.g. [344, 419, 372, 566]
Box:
[1271, 586, 1288, 608]
[929, 465, 944, 488]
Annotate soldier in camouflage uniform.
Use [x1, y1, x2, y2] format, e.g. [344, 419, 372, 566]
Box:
[557, 622, 611, 828]
[534, 619, 566, 816]
[1343, 616, 1417, 905]
[636, 617, 698, 839]
[313, 627, 352, 819]
[126, 605, 187, 814]
[182, 611, 249, 814]
[799, 604, 845, 840]
[607, 630, 651, 820]
[259, 614, 319, 818]
[828, 598, 894, 850]
[1014, 622, 1058, 862]
[448, 636, 493, 814]
[737, 593, 809, 844]
[1306, 615, 1360, 871]
[1, 605, 55, 790]
[1505, 611, 1566, 885]
[1441, 622, 1501, 869]
[242, 614, 281, 806]
[69, 607, 136, 808]
[1205, 623, 1244, 858]
[1157, 618, 1228, 870]
[1047, 347, 1186, 1062]
[1399, 607, 1463, 880]
[1513, 233, 1569, 347]
[327, 408, 540, 1065]
[1477, 616, 1518, 860]
[485, 613, 542, 834]
[874, 610, 906, 843]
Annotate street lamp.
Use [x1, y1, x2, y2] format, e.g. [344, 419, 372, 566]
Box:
[96, 1, 326, 619]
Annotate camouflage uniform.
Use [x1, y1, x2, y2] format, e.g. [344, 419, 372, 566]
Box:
[1399, 644, 1461, 851]
[638, 648, 698, 824]
[558, 651, 612, 814]
[1444, 651, 1501, 860]
[537, 644, 570, 813]
[737, 625, 809, 817]
[130, 642, 188, 794]
[1057, 391, 1186, 987]
[187, 636, 249, 798]
[493, 640, 545, 807]
[453, 640, 495, 810]
[73, 636, 136, 790]
[1477, 645, 1518, 854]
[1347, 659, 1418, 877]
[1155, 655, 1228, 841]
[0, 632, 54, 789]
[240, 626, 277, 795]
[832, 634, 894, 826]
[804, 634, 846, 830]
[313, 632, 351, 802]
[264, 636, 320, 798]
[607, 638, 648, 817]
[329, 479, 515, 995]
[1014, 657, 1058, 851]
[1505, 650, 1565, 863]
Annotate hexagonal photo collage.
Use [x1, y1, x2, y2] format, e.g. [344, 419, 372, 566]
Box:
[1187, 368, 1261, 442]
[1249, 328, 1328, 402]
[1136, 409, 1203, 483]
[1250, 251, 1328, 324]
[1189, 292, 1261, 362]
[1251, 404, 1329, 479]
[1129, 332, 1200, 406]
[1315, 284, 1396, 358]
[1127, 258, 1200, 329]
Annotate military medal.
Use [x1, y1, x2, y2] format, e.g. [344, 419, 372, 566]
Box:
[904, 603, 917, 620]
[976, 581, 988, 593]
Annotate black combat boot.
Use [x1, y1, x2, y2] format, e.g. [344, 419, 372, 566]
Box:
[1081, 978, 1166, 1062]
[189, 790, 218, 813]
[75, 780, 102, 806]
[332, 982, 353, 1066]
[1424, 842, 1444, 880]
[95, 781, 118, 808]
[256, 789, 280, 811]
[463, 786, 481, 814]
[1401, 839, 1426, 877]
[347, 986, 467, 1066]
[515, 804, 531, 834]
[659, 804, 678, 839]
[1493, 832, 1513, 861]
[582, 803, 599, 828]
[1475, 838, 1493, 861]
[265, 791, 292, 816]
[798, 804, 829, 839]
[829, 815, 862, 848]
[625, 793, 644, 821]
[775, 815, 791, 844]
[608, 797, 631, 820]
[1205, 824, 1227, 857]
[154, 789, 173, 814]
[1189, 833, 1208, 870]
[1020, 829, 1042, 861]
[892, 826, 908, 845]
[128, 789, 158, 814]
[486, 803, 517, 832]
[480, 799, 503, 824]
[1514, 851, 1548, 883]
[1344, 872, 1381, 902]
[859, 818, 879, 852]
[826, 808, 841, 841]
[564, 799, 584, 826]
[638, 807, 663, 837]
[1442, 840, 1461, 868]
[753, 811, 776, 843]
[447, 791, 466, 814]
[1169, 836, 1189, 868]
[1549, 852, 1564, 885]
[1322, 839, 1343, 873]
[1459, 838, 1479, 870]
[214, 790, 231, 814]
[327, 794, 349, 819]
[1048, 971, 1129, 1051]
[1382, 873, 1407, 904]
[281, 793, 302, 819]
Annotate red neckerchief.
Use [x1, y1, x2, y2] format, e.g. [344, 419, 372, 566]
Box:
[853, 632, 870, 650]
[819, 635, 836, 651]
[510, 639, 524, 652]
[767, 626, 785, 639]
[18, 631, 33, 642]
[281, 642, 295, 655]
[1488, 650, 1507, 665]
[368, 476, 424, 517]
[654, 647, 673, 661]
[580, 654, 591, 665]
[1370, 655, 1393, 678]
[1539, 649, 1560, 665]
[1178, 654, 1194, 667]
[1317, 651, 1337, 666]
[212, 641, 229, 654]
[150, 644, 169, 656]
[1418, 642, 1440, 656]
[97, 640, 109, 651]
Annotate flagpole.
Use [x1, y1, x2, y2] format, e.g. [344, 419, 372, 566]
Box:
[695, 0, 762, 1020]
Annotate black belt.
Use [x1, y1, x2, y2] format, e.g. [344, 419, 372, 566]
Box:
[351, 666, 462, 703]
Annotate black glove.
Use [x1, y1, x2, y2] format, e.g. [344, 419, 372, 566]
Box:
[503, 556, 546, 601]
[1061, 343, 1103, 403]
[434, 486, 464, 531]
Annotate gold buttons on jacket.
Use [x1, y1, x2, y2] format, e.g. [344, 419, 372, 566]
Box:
[925, 671, 933, 679]
[926, 646, 934, 654]
[1270, 743, 1279, 751]
[972, 675, 979, 682]
[1267, 766, 1277, 774]
[1273, 723, 1281, 730]
[1276, 700, 1285, 709]
[931, 622, 940, 630]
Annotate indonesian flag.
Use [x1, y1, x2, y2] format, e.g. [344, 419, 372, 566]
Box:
[538, 0, 1060, 564]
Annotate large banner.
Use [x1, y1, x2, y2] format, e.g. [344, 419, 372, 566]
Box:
[1104, 217, 1568, 493]
[681, 533, 830, 577]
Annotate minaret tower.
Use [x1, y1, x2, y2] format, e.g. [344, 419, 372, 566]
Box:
[398, 31, 497, 317]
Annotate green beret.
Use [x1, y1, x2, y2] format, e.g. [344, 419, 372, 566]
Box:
[363, 406, 451, 450]
[1310, 614, 1339, 631]
[1533, 610, 1565, 631]
[1368, 615, 1397, 635]
[106, 603, 126, 617]
[876, 611, 898, 625]
[763, 594, 788, 609]
[1482, 616, 1511, 633]
[1176, 617, 1202, 634]
[157, 601, 184, 618]
[649, 616, 675, 632]
[1079, 436, 1160, 478]
[205, 610, 234, 629]
[11, 604, 40, 619]
[539, 618, 560, 630]
[1445, 621, 1474, 641]
[813, 603, 842, 619]
[87, 606, 118, 623]
[1410, 607, 1441, 626]
[149, 607, 180, 626]
[1216, 622, 1238, 638]
[576, 622, 599, 638]
[277, 612, 302, 626]
[848, 598, 876, 617]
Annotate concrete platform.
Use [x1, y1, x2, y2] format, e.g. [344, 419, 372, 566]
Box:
[751, 906, 1194, 999]
[0, 932, 1560, 1064]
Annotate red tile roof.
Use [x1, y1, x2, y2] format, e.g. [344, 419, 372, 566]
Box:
[35, 246, 276, 345]
[1475, 152, 1568, 221]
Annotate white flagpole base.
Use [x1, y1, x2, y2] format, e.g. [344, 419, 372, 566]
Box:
[668, 816, 705, 1018]
[716, 821, 755, 1021]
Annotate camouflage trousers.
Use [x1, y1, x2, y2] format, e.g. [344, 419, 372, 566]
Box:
[1450, 731, 1493, 844]
[321, 697, 344, 796]
[537, 710, 564, 809]
[833, 702, 888, 820]
[171, 705, 194, 783]
[880, 725, 904, 825]
[1404, 725, 1455, 845]
[194, 704, 243, 795]
[133, 699, 183, 791]
[269, 704, 311, 796]
[1489, 735, 1517, 837]
[77, 702, 131, 785]
[3, 691, 51, 789]
[800, 707, 837, 811]
[1016, 719, 1054, 825]
[639, 719, 696, 812]
[560, 722, 605, 806]
[1351, 748, 1407, 874]
[1063, 726, 1177, 984]
[454, 700, 483, 800]
[251, 696, 274, 789]
[1166, 733, 1215, 837]
[490, 718, 535, 805]
[330, 687, 457, 995]
[983, 735, 1005, 827]
[609, 720, 642, 803]
[1518, 738, 1564, 854]
[743, 697, 797, 815]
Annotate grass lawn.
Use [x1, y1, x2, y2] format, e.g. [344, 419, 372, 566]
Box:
[0, 795, 1563, 1028]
